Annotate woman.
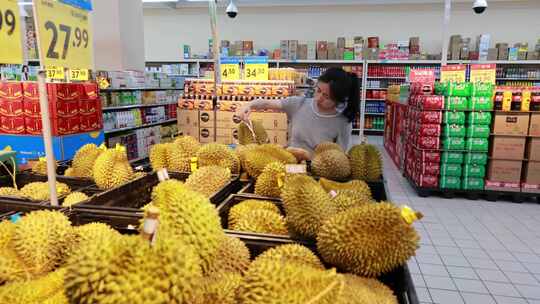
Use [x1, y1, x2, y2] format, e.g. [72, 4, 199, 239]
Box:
[238, 67, 359, 154]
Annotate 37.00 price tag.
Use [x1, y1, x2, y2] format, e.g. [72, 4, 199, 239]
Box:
[34, 0, 94, 69]
[46, 66, 65, 80]
[69, 68, 89, 81]
[0, 0, 23, 64]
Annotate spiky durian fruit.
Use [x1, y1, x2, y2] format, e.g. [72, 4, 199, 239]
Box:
[238, 121, 269, 145]
[259, 144, 297, 164]
[174, 135, 201, 156]
[197, 143, 240, 174]
[251, 244, 324, 270]
[31, 158, 55, 175]
[365, 144, 383, 181]
[203, 272, 243, 304]
[70, 143, 103, 178]
[206, 236, 251, 275]
[19, 182, 71, 201]
[0, 268, 67, 304]
[348, 144, 369, 181]
[312, 149, 351, 181]
[236, 259, 343, 304]
[62, 192, 89, 207]
[228, 199, 281, 229]
[64, 167, 76, 177]
[232, 209, 288, 236]
[65, 235, 204, 304]
[317, 203, 422, 277]
[315, 142, 343, 155]
[281, 174, 336, 239]
[243, 151, 279, 178]
[331, 190, 374, 212]
[65, 222, 120, 260]
[0, 211, 73, 283]
[338, 274, 398, 304]
[254, 162, 286, 198]
[149, 143, 170, 170]
[93, 147, 134, 189]
[0, 187, 20, 197]
[319, 177, 372, 198]
[145, 180, 225, 273]
[185, 166, 231, 198]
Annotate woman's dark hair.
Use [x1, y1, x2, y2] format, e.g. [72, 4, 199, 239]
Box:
[318, 67, 360, 122]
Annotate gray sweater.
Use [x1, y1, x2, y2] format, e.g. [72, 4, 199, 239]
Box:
[280, 96, 352, 153]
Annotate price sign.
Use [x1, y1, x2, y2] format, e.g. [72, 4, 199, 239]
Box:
[46, 66, 65, 80]
[244, 56, 269, 81]
[409, 69, 435, 84]
[470, 64, 496, 84]
[0, 0, 23, 64]
[441, 65, 466, 83]
[285, 164, 307, 174]
[69, 68, 89, 81]
[220, 57, 240, 80]
[34, 0, 94, 69]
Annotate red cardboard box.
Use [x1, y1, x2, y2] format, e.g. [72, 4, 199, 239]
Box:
[410, 83, 435, 96]
[415, 162, 441, 175]
[79, 83, 99, 100]
[52, 116, 80, 135]
[414, 95, 444, 110]
[0, 82, 23, 99]
[24, 116, 42, 135]
[0, 116, 26, 134]
[415, 174, 439, 188]
[416, 136, 440, 150]
[0, 82, 24, 117]
[414, 149, 441, 163]
[22, 82, 80, 118]
[80, 112, 103, 132]
[416, 124, 442, 137]
[417, 111, 443, 124]
[79, 98, 102, 115]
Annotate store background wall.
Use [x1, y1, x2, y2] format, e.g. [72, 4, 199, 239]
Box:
[143, 1, 540, 62]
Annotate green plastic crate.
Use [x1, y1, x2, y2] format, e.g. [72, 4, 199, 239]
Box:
[440, 175, 461, 189]
[443, 111, 466, 125]
[441, 152, 464, 164]
[442, 124, 466, 137]
[463, 165, 486, 178]
[464, 153, 488, 165]
[440, 163, 462, 177]
[466, 125, 490, 138]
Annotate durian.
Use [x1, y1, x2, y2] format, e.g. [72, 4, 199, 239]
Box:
[365, 144, 383, 181]
[203, 272, 242, 304]
[174, 135, 201, 156]
[0, 268, 67, 304]
[0, 187, 20, 197]
[236, 259, 344, 304]
[338, 274, 398, 304]
[62, 192, 89, 206]
[258, 144, 297, 164]
[149, 143, 170, 170]
[286, 147, 312, 162]
[254, 162, 285, 198]
[349, 144, 383, 181]
[312, 149, 351, 181]
[197, 143, 240, 174]
[93, 146, 134, 189]
[206, 236, 251, 275]
[19, 182, 71, 201]
[70, 143, 103, 178]
[31, 158, 55, 175]
[145, 179, 225, 272]
[238, 121, 268, 145]
[185, 166, 231, 198]
[228, 199, 281, 229]
[314, 142, 343, 155]
[64, 167, 75, 177]
[232, 209, 288, 235]
[331, 190, 374, 212]
[66, 222, 121, 259]
[251, 244, 324, 270]
[317, 203, 422, 277]
[281, 174, 336, 239]
[319, 177, 372, 198]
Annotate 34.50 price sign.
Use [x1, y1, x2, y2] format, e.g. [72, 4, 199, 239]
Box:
[34, 0, 93, 69]
[0, 0, 23, 64]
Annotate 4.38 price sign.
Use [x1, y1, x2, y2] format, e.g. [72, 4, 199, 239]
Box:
[0, 0, 23, 64]
[34, 0, 93, 69]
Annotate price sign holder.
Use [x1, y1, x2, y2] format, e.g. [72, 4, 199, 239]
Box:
[0, 0, 23, 64]
[470, 64, 497, 84]
[244, 56, 269, 81]
[69, 68, 89, 81]
[220, 57, 240, 81]
[441, 65, 466, 83]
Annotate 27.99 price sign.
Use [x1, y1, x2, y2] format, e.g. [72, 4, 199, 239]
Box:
[0, 0, 23, 64]
[34, 0, 93, 69]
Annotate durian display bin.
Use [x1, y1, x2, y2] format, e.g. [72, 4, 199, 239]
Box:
[73, 171, 241, 213]
[66, 208, 142, 233]
[23, 160, 95, 186]
[0, 200, 64, 220]
[226, 230, 419, 304]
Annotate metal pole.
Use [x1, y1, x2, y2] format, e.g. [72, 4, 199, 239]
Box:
[441, 0, 452, 66]
[359, 60, 368, 142]
[209, 0, 221, 85]
[37, 70, 59, 206]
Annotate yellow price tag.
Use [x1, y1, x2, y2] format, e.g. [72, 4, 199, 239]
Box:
[441, 65, 466, 83]
[245, 63, 269, 81]
[190, 157, 198, 172]
[470, 64, 496, 84]
[400, 205, 423, 224]
[0, 0, 23, 64]
[69, 68, 89, 81]
[46, 66, 65, 80]
[34, 0, 94, 69]
[221, 64, 240, 80]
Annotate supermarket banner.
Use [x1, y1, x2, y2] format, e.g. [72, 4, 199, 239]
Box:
[220, 57, 241, 81]
[409, 69, 435, 84]
[441, 65, 466, 83]
[244, 56, 269, 81]
[470, 64, 497, 84]
[0, 0, 23, 64]
[34, 0, 94, 69]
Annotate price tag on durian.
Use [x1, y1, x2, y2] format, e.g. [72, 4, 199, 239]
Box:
[0, 0, 23, 64]
[46, 66, 65, 80]
[190, 157, 198, 172]
[244, 56, 269, 81]
[69, 68, 89, 81]
[285, 164, 307, 174]
[220, 57, 240, 81]
[157, 168, 170, 182]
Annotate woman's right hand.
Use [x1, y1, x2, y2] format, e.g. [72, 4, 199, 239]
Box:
[237, 104, 252, 122]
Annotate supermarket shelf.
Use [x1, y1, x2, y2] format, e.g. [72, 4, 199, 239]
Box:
[366, 98, 386, 101]
[365, 112, 385, 116]
[101, 87, 183, 92]
[146, 59, 540, 65]
[166, 74, 199, 77]
[352, 128, 384, 132]
[496, 77, 540, 81]
[366, 60, 442, 64]
[104, 119, 177, 135]
[103, 102, 178, 111]
[366, 87, 388, 90]
[270, 59, 363, 64]
[367, 76, 407, 79]
[147, 59, 213, 63]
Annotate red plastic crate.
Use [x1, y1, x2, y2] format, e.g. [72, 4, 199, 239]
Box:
[0, 115, 26, 134]
[80, 112, 103, 132]
[79, 98, 102, 115]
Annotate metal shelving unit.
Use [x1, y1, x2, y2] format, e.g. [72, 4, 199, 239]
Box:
[103, 102, 178, 111]
[101, 87, 183, 92]
[104, 119, 176, 135]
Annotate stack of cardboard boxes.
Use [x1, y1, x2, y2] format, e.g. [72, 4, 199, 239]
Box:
[449, 35, 540, 61]
[524, 113, 540, 191]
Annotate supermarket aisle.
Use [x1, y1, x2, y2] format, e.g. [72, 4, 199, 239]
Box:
[369, 138, 540, 304]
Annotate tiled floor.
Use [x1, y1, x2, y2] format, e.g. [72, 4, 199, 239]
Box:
[360, 136, 540, 304]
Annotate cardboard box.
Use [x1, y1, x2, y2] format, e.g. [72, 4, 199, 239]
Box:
[216, 128, 233, 144]
[250, 112, 287, 131]
[493, 113, 530, 136]
[307, 41, 317, 60]
[177, 109, 199, 128]
[178, 124, 199, 139]
[490, 136, 526, 160]
[199, 127, 215, 143]
[487, 48, 498, 60]
[288, 40, 298, 60]
[487, 160, 523, 183]
[524, 161, 540, 184]
[327, 42, 337, 60]
[297, 44, 308, 60]
[267, 130, 288, 146]
[527, 138, 540, 161]
[529, 113, 540, 136]
[216, 110, 242, 129]
[337, 37, 346, 49]
[280, 40, 289, 60]
[198, 110, 214, 128]
[317, 41, 328, 60]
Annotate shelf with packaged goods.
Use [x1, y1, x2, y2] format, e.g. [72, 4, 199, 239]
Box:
[496, 78, 540, 81]
[101, 88, 183, 92]
[365, 98, 386, 101]
[103, 102, 178, 111]
[104, 119, 177, 135]
[367, 76, 407, 79]
[366, 87, 388, 90]
[365, 112, 386, 116]
[270, 59, 364, 64]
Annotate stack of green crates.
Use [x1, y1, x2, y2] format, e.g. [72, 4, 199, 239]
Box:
[440, 82, 494, 190]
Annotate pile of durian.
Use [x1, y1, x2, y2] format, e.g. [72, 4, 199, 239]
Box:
[0, 181, 89, 207]
[0, 174, 420, 303]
